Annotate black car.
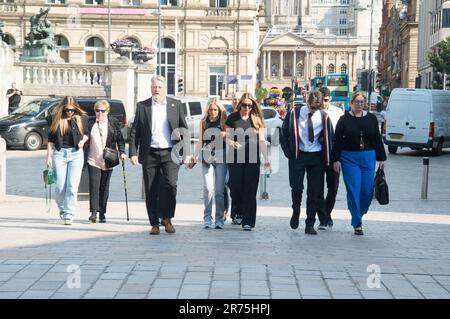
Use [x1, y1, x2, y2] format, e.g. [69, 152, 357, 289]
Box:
[0, 97, 127, 150]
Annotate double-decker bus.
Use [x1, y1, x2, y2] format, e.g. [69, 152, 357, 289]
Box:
[312, 73, 350, 111]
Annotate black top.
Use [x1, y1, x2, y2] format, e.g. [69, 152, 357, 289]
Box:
[331, 112, 387, 162]
[225, 112, 260, 164]
[61, 121, 75, 148]
[202, 118, 226, 165]
[6, 89, 21, 107]
[48, 115, 89, 151]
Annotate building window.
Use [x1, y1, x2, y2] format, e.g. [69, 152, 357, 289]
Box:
[341, 64, 347, 74]
[296, 63, 304, 77]
[340, 9, 347, 15]
[160, 0, 178, 5]
[315, 64, 322, 77]
[0, 0, 16, 3]
[339, 18, 347, 25]
[210, 0, 228, 8]
[55, 35, 69, 62]
[85, 0, 104, 5]
[443, 9, 450, 28]
[47, 0, 66, 4]
[85, 36, 105, 64]
[123, 0, 141, 5]
[328, 64, 335, 74]
[157, 38, 176, 94]
[339, 29, 347, 35]
[209, 66, 225, 96]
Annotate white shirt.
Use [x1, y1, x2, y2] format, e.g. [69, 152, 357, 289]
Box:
[325, 103, 345, 130]
[150, 98, 173, 148]
[298, 106, 323, 152]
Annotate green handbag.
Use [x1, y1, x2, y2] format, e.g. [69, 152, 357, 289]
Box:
[43, 166, 55, 185]
[43, 166, 55, 213]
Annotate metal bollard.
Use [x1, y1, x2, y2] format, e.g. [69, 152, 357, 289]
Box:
[0, 138, 5, 200]
[421, 157, 429, 199]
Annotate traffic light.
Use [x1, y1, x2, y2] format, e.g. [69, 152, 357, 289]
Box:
[178, 79, 183, 93]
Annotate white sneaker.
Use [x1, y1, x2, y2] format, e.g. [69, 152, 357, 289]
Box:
[64, 219, 73, 225]
[243, 224, 252, 231]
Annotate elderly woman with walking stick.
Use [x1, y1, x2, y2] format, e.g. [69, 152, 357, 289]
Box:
[85, 100, 126, 223]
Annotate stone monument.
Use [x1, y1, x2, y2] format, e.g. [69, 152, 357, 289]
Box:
[21, 7, 64, 63]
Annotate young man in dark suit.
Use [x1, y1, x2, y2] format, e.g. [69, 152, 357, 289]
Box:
[129, 75, 189, 235]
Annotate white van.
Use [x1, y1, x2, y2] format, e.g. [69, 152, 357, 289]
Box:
[172, 95, 209, 140]
[384, 88, 450, 156]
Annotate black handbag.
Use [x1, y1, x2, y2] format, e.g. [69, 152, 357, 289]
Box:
[374, 166, 389, 205]
[103, 147, 120, 167]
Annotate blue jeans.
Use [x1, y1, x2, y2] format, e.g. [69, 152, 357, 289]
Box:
[202, 163, 227, 227]
[52, 147, 84, 220]
[340, 150, 376, 228]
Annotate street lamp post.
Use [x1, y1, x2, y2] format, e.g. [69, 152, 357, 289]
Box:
[368, 0, 374, 112]
[157, 2, 161, 76]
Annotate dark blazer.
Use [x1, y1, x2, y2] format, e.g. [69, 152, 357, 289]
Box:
[48, 115, 89, 151]
[280, 105, 334, 166]
[85, 117, 126, 168]
[128, 96, 189, 163]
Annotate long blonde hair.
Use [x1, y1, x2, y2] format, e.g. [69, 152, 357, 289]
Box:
[50, 96, 86, 135]
[201, 98, 228, 131]
[236, 93, 266, 129]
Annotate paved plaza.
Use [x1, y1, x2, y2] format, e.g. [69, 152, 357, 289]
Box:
[1, 146, 450, 299]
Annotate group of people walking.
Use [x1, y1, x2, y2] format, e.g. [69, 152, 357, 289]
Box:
[45, 75, 386, 236]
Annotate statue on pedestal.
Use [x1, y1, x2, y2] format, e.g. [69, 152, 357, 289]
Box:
[21, 7, 63, 63]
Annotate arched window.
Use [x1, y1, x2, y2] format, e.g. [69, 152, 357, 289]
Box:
[55, 35, 69, 62]
[85, 36, 105, 64]
[296, 63, 304, 77]
[341, 63, 347, 74]
[328, 63, 335, 74]
[315, 64, 322, 77]
[157, 37, 176, 94]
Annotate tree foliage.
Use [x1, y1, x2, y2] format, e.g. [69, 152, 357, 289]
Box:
[428, 36, 450, 89]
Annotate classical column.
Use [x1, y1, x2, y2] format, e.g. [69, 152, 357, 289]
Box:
[263, 51, 267, 80]
[280, 51, 284, 78]
[351, 52, 356, 80]
[306, 50, 311, 80]
[268, 51, 271, 80]
[293, 50, 297, 78]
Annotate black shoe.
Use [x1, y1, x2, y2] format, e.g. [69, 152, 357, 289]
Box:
[327, 220, 334, 228]
[88, 212, 97, 223]
[99, 213, 106, 223]
[305, 227, 317, 235]
[290, 212, 300, 229]
[354, 225, 364, 235]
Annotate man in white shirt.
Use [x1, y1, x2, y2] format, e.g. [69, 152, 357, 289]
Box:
[280, 90, 333, 235]
[129, 75, 189, 235]
[318, 87, 344, 229]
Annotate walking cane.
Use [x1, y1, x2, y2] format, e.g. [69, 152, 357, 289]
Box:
[121, 159, 129, 222]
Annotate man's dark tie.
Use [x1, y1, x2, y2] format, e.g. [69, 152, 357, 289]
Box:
[308, 112, 314, 143]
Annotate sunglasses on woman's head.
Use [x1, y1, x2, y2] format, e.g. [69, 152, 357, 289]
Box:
[95, 109, 107, 113]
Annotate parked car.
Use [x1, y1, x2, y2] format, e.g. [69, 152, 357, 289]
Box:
[0, 97, 127, 150]
[261, 106, 283, 145]
[383, 88, 450, 156]
[127, 95, 209, 141]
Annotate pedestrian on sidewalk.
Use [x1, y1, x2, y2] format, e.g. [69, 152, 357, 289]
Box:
[318, 87, 344, 229]
[188, 98, 228, 229]
[46, 96, 88, 225]
[5, 82, 22, 114]
[225, 93, 271, 231]
[280, 90, 333, 235]
[129, 75, 189, 235]
[85, 100, 126, 223]
[331, 92, 386, 235]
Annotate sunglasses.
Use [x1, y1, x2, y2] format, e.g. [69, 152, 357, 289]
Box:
[95, 109, 107, 113]
[354, 100, 365, 104]
[65, 109, 75, 113]
[241, 103, 253, 109]
[323, 98, 330, 101]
